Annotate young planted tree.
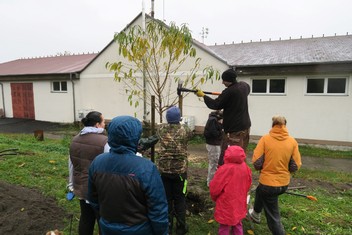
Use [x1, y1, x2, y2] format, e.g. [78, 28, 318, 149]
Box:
[106, 19, 219, 122]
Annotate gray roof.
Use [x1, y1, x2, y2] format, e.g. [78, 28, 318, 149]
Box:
[208, 35, 352, 66]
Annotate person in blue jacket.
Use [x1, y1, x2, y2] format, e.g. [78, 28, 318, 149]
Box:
[87, 115, 168, 235]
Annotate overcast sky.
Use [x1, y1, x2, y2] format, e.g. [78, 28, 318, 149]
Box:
[1, 0, 351, 63]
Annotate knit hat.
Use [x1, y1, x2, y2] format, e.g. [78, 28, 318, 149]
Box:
[166, 106, 181, 124]
[221, 69, 237, 83]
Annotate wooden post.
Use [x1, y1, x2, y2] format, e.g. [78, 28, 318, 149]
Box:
[178, 95, 183, 116]
[34, 130, 44, 141]
[151, 95, 155, 163]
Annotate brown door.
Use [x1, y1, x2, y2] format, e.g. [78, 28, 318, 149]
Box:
[11, 83, 35, 119]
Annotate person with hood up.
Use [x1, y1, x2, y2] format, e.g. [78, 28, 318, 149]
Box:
[203, 110, 223, 187]
[87, 116, 168, 235]
[249, 115, 302, 235]
[209, 145, 252, 235]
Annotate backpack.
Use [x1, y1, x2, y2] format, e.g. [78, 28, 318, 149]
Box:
[204, 116, 222, 141]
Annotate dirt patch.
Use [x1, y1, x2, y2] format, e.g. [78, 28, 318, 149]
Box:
[0, 181, 67, 235]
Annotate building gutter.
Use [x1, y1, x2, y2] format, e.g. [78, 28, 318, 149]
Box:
[70, 73, 76, 122]
[0, 83, 5, 117]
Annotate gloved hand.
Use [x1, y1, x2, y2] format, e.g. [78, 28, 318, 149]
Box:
[196, 89, 205, 97]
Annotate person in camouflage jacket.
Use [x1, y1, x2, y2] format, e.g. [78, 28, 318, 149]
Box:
[157, 106, 192, 235]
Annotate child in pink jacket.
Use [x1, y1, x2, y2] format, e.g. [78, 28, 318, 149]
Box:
[210, 146, 252, 235]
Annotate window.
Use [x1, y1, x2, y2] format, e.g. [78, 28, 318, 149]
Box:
[252, 78, 286, 94]
[306, 77, 347, 95]
[52, 81, 67, 92]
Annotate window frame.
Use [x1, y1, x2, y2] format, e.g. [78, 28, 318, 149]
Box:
[51, 81, 68, 93]
[251, 77, 287, 95]
[305, 76, 348, 96]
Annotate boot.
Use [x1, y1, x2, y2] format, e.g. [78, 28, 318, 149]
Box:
[175, 213, 188, 235]
[168, 213, 174, 234]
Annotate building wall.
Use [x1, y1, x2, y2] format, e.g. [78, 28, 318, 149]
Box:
[78, 16, 229, 124]
[242, 74, 352, 143]
[0, 80, 74, 123]
[33, 81, 74, 123]
[0, 82, 11, 117]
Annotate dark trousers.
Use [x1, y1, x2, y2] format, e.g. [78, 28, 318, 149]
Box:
[79, 199, 100, 235]
[161, 173, 187, 235]
[253, 184, 288, 235]
[218, 128, 250, 165]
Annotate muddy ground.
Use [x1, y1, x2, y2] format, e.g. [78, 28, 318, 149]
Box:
[0, 119, 351, 234]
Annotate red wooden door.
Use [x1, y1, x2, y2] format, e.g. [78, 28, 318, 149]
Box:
[11, 83, 35, 119]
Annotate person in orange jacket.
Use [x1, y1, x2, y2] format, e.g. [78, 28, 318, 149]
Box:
[250, 115, 302, 235]
[210, 145, 252, 235]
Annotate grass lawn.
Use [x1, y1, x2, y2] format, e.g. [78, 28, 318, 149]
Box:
[0, 133, 351, 234]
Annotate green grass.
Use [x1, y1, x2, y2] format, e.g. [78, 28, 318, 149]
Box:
[0, 133, 351, 235]
[191, 135, 352, 159]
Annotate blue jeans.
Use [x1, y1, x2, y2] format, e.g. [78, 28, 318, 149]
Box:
[253, 184, 288, 235]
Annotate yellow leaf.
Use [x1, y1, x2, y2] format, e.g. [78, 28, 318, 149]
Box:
[21, 208, 25, 212]
[207, 219, 214, 224]
[18, 163, 25, 167]
[49, 160, 56, 164]
[247, 229, 254, 234]
[292, 226, 297, 230]
[301, 226, 306, 232]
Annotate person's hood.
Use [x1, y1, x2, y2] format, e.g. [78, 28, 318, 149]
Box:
[224, 145, 246, 164]
[209, 111, 223, 120]
[269, 125, 289, 141]
[107, 116, 142, 154]
[80, 126, 105, 135]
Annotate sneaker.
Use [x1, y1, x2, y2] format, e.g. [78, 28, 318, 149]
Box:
[249, 209, 261, 224]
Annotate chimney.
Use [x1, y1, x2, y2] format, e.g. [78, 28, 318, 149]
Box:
[151, 0, 155, 18]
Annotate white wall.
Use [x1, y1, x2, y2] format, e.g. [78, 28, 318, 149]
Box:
[244, 74, 352, 143]
[0, 80, 74, 123]
[0, 82, 12, 117]
[33, 81, 74, 123]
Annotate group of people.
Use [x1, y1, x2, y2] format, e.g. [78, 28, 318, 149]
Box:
[68, 106, 191, 235]
[67, 68, 302, 235]
[197, 68, 302, 235]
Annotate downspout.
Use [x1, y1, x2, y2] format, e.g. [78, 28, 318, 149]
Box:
[0, 83, 5, 117]
[70, 73, 76, 123]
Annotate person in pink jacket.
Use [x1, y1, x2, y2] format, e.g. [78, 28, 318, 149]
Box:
[209, 146, 252, 235]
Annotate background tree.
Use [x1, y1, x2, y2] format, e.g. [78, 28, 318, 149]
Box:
[106, 19, 219, 122]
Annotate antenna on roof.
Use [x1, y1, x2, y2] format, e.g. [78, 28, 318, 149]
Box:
[200, 27, 208, 44]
